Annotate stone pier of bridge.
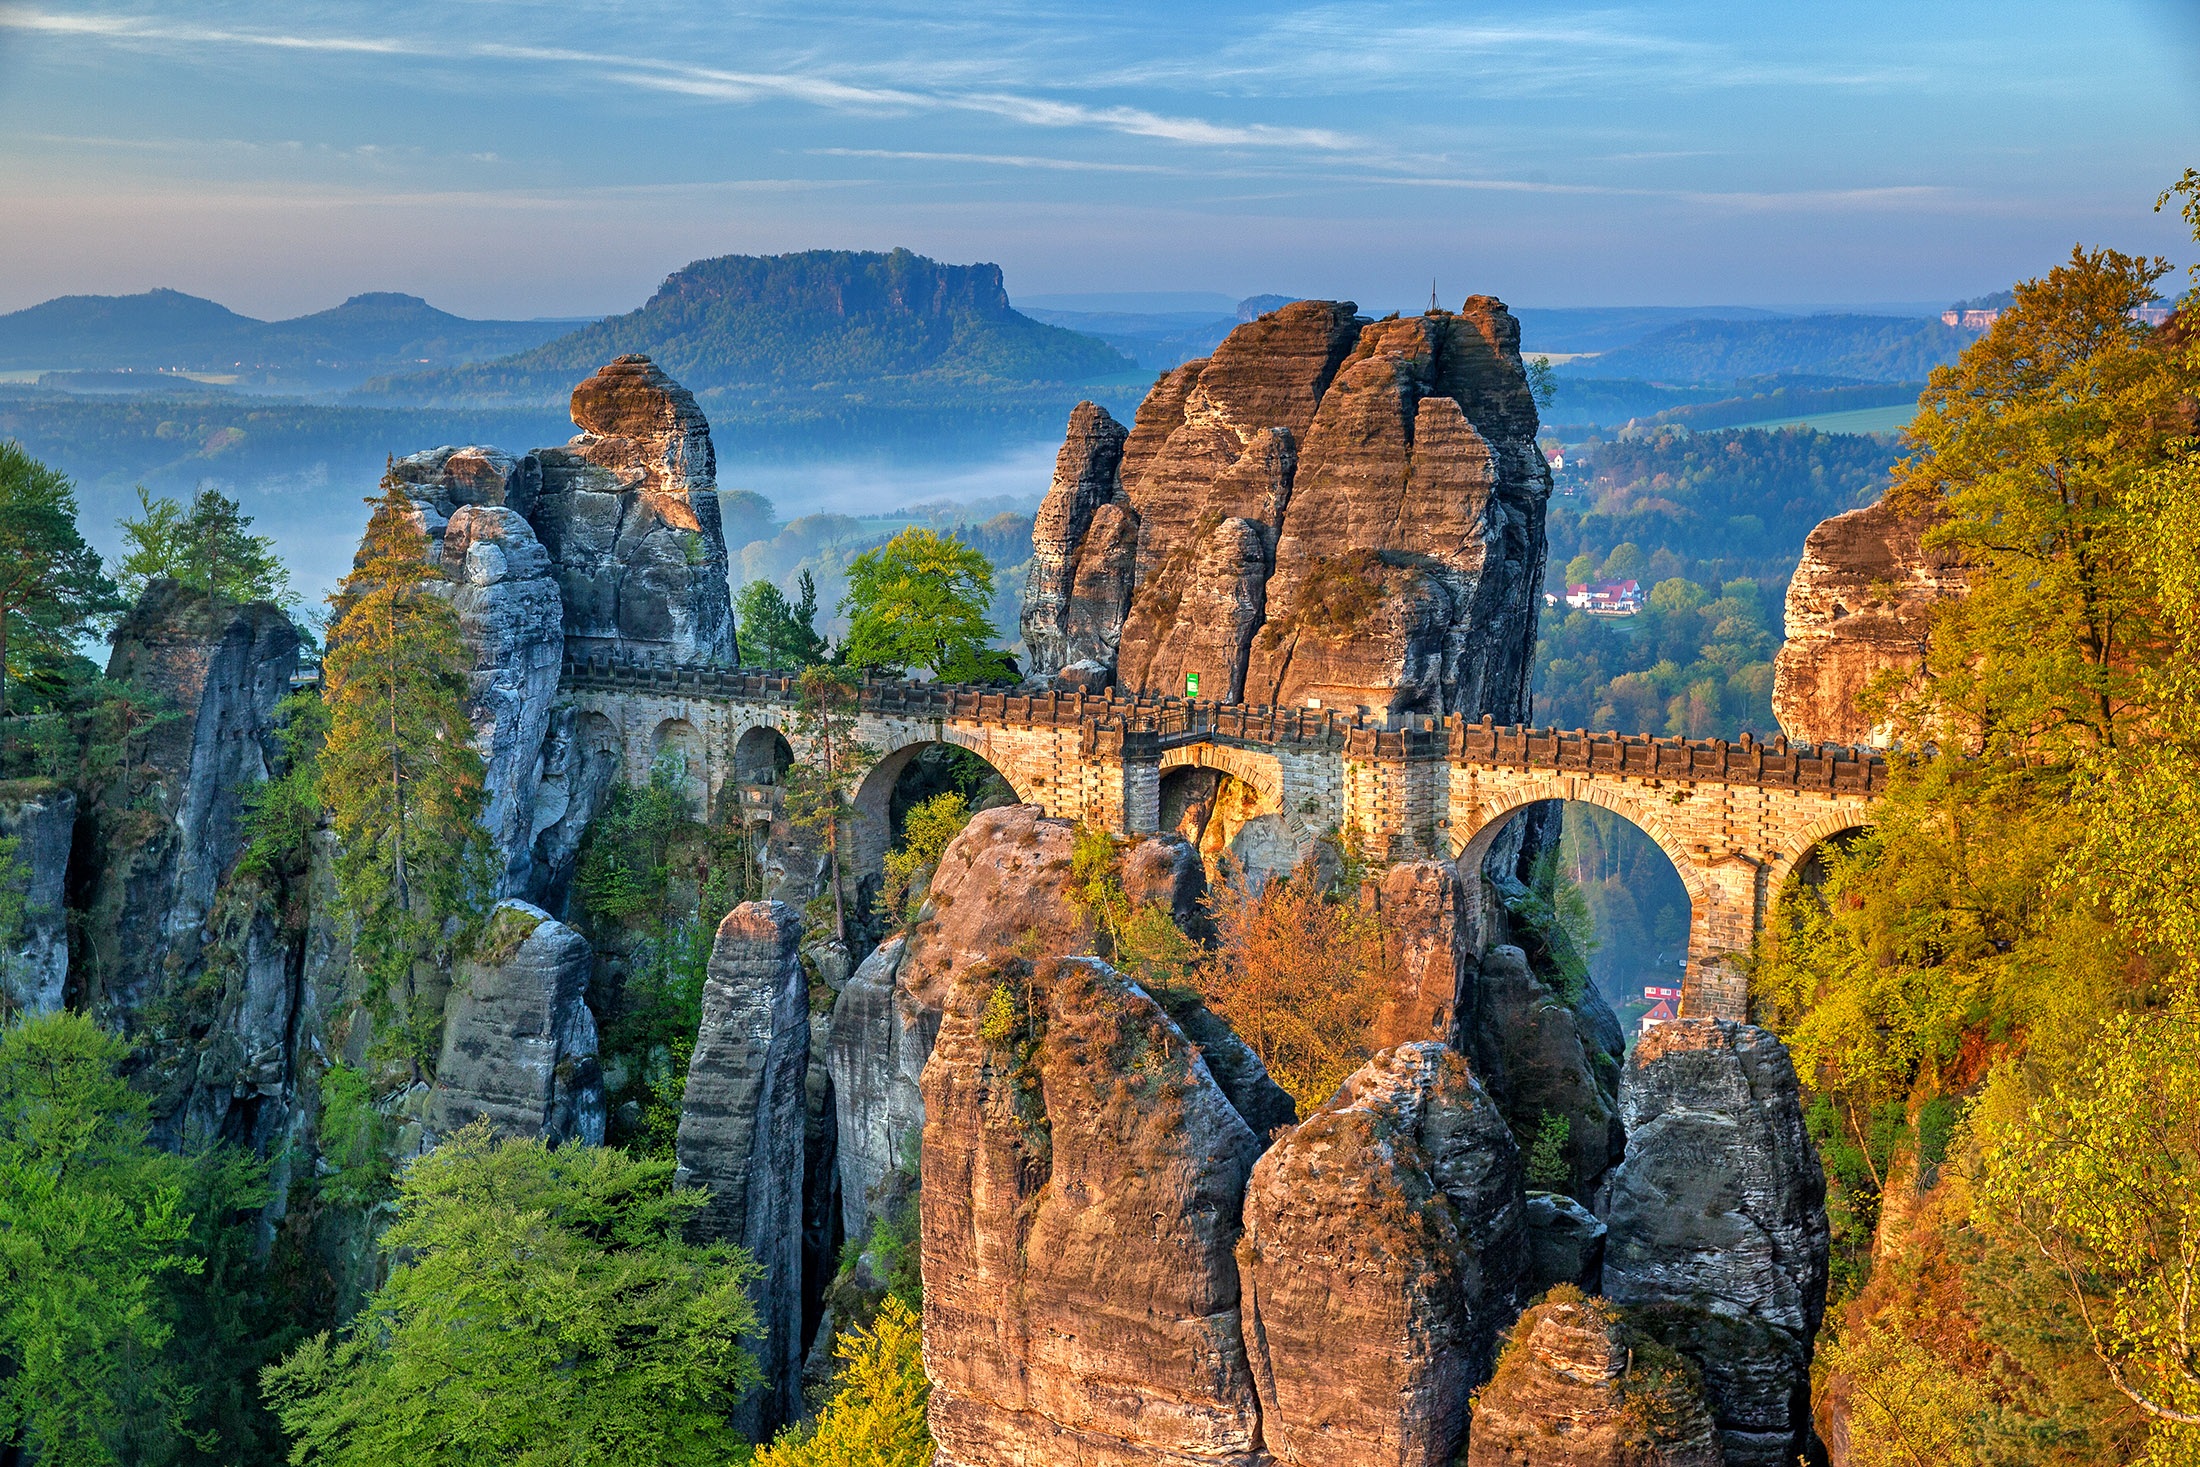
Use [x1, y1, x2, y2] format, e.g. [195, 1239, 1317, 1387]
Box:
[558, 657, 1884, 1020]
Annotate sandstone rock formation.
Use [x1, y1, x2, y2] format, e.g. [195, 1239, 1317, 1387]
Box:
[1371, 857, 1473, 1049]
[1771, 497, 1966, 747]
[674, 901, 811, 1436]
[1468, 945, 1625, 1200]
[535, 355, 737, 665]
[1602, 1019, 1829, 1467]
[1466, 1290, 1723, 1467]
[441, 505, 564, 896]
[427, 900, 604, 1145]
[1023, 298, 1550, 720]
[1237, 1042, 1525, 1466]
[1526, 1192, 1608, 1294]
[922, 954, 1266, 1467]
[0, 788, 75, 1016]
[85, 581, 301, 1023]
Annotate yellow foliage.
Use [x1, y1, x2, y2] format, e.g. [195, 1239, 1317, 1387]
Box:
[754, 1296, 931, 1467]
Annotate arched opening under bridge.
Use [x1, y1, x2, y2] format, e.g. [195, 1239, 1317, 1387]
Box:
[850, 738, 1025, 891]
[1157, 742, 1302, 889]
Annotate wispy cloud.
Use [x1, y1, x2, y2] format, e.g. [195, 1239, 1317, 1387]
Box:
[811, 148, 1180, 175]
[0, 6, 1363, 153]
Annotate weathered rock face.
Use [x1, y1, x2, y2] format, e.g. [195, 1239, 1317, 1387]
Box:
[533, 355, 737, 666]
[427, 901, 604, 1145]
[1466, 1292, 1723, 1467]
[1371, 858, 1472, 1050]
[1526, 1191, 1608, 1294]
[440, 505, 565, 897]
[86, 581, 301, 1025]
[673, 901, 811, 1436]
[1237, 1042, 1524, 1466]
[0, 788, 75, 1017]
[1602, 1019, 1830, 1467]
[1469, 945, 1625, 1200]
[922, 954, 1267, 1467]
[1024, 298, 1549, 720]
[1772, 497, 1966, 747]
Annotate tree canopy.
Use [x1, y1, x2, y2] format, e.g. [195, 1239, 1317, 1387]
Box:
[735, 570, 828, 669]
[261, 1122, 764, 1467]
[839, 527, 1007, 681]
[116, 485, 293, 608]
[0, 441, 121, 718]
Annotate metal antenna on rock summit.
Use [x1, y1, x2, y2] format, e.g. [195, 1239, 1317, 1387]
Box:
[1428, 278, 1440, 313]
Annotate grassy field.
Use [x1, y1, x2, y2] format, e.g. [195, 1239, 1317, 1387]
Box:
[1729, 402, 1917, 435]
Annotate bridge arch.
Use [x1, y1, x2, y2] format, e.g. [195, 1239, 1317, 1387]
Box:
[651, 717, 708, 813]
[849, 729, 1038, 883]
[1156, 742, 1310, 887]
[733, 723, 794, 786]
[1763, 812, 1875, 901]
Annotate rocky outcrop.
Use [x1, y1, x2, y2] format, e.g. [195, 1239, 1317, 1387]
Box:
[1466, 1291, 1723, 1467]
[1237, 1042, 1524, 1466]
[1372, 858, 1472, 1049]
[533, 355, 737, 665]
[826, 935, 927, 1242]
[1602, 1019, 1829, 1467]
[1023, 402, 1132, 676]
[426, 900, 604, 1145]
[922, 954, 1266, 1467]
[1771, 498, 1966, 747]
[1023, 298, 1550, 721]
[673, 901, 811, 1436]
[0, 788, 75, 1016]
[1469, 945, 1625, 1200]
[441, 505, 564, 897]
[1526, 1192, 1608, 1294]
[85, 581, 301, 1026]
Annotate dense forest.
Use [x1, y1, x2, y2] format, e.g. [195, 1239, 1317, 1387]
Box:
[1560, 311, 1971, 385]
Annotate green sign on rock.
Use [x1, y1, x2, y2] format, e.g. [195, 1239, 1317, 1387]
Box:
[1185, 672, 1200, 698]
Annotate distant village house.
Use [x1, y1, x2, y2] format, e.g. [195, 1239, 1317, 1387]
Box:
[1563, 579, 1644, 616]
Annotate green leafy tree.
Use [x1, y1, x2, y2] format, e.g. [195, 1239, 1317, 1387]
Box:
[0, 1011, 197, 1466]
[754, 1296, 930, 1467]
[116, 485, 293, 607]
[261, 1121, 763, 1466]
[1525, 1111, 1573, 1191]
[0, 441, 122, 719]
[735, 571, 828, 669]
[878, 790, 970, 929]
[840, 527, 1006, 681]
[319, 471, 491, 1060]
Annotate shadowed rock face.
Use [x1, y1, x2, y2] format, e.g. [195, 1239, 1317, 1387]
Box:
[1466, 1293, 1723, 1467]
[921, 955, 1268, 1467]
[1469, 944, 1625, 1200]
[1237, 1042, 1525, 1467]
[87, 581, 300, 1036]
[0, 789, 74, 1017]
[673, 901, 812, 1438]
[427, 900, 603, 1146]
[1772, 497, 1966, 747]
[1022, 297, 1549, 720]
[1601, 1018, 1830, 1467]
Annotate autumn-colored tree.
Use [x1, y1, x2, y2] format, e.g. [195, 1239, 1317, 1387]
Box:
[753, 1296, 930, 1467]
[1191, 870, 1388, 1111]
[0, 442, 120, 719]
[319, 471, 490, 1057]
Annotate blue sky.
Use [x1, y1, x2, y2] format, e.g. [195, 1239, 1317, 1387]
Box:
[1, 1, 2194, 319]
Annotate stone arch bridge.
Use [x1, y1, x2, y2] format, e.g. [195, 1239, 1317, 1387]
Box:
[560, 653, 1885, 1020]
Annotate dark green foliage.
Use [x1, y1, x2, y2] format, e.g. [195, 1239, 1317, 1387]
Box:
[1546, 425, 1895, 593]
[116, 485, 293, 606]
[237, 688, 327, 886]
[1532, 575, 1784, 738]
[261, 1122, 764, 1467]
[1562, 313, 1969, 385]
[0, 440, 124, 720]
[734, 571, 828, 669]
[575, 760, 762, 1155]
[1525, 1111, 1573, 1191]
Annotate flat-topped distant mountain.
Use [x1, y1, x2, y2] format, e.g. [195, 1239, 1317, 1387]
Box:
[0, 288, 582, 388]
[359, 248, 1138, 410]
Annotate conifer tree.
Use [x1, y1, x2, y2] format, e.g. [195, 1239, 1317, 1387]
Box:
[783, 666, 874, 947]
[0, 442, 121, 719]
[319, 470, 489, 1055]
[116, 484, 292, 607]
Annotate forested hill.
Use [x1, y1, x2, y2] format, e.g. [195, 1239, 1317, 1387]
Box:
[359, 248, 1138, 408]
[1563, 312, 1970, 384]
[0, 288, 576, 381]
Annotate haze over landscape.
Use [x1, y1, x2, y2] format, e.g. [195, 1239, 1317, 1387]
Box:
[3, 6, 2200, 1467]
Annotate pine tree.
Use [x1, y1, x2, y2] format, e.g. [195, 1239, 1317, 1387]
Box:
[0, 442, 121, 719]
[783, 666, 874, 948]
[319, 471, 490, 1059]
[733, 571, 827, 669]
[117, 484, 292, 607]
